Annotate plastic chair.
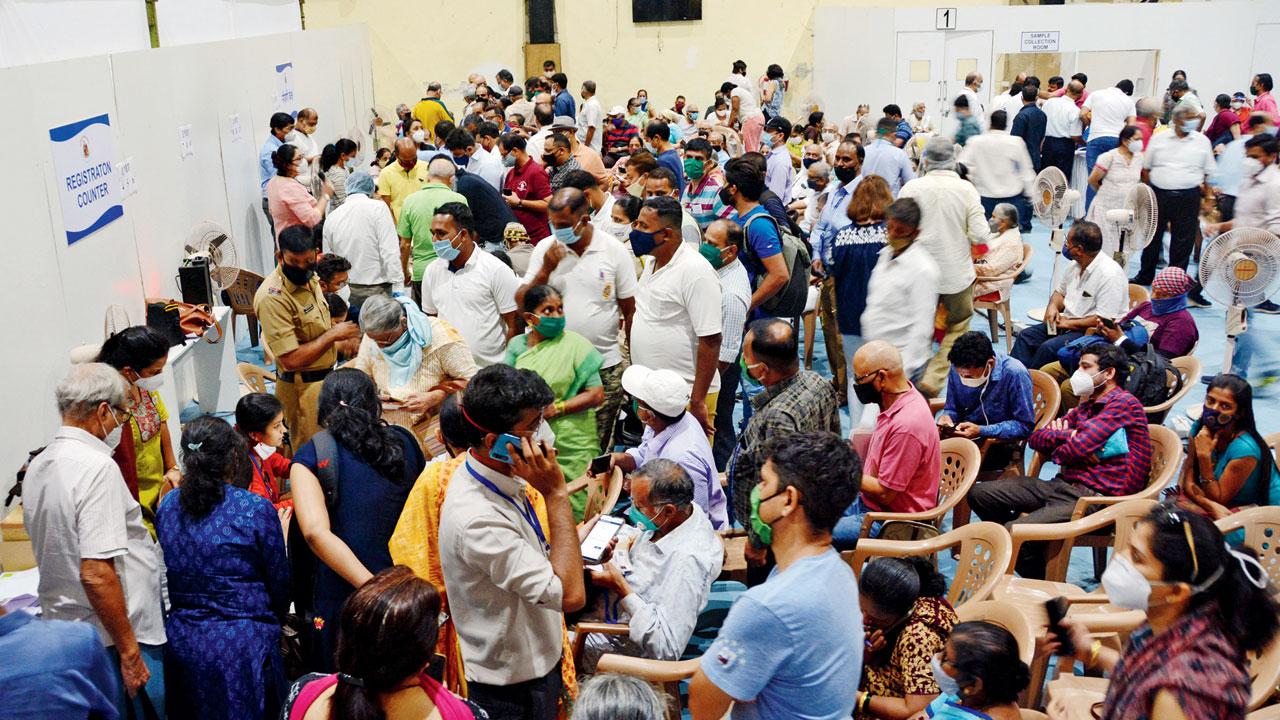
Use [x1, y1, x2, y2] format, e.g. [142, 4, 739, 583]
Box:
[956, 600, 1037, 668]
[1216, 505, 1280, 591]
[1250, 704, 1280, 719]
[975, 243, 1035, 351]
[1144, 355, 1201, 424]
[844, 522, 1013, 609]
[237, 362, 276, 395]
[855, 437, 981, 540]
[567, 466, 624, 522]
[224, 268, 265, 347]
[1266, 432, 1280, 469]
[1127, 283, 1150, 310]
[593, 654, 701, 720]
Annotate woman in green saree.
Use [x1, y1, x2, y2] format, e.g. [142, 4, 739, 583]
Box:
[505, 284, 605, 520]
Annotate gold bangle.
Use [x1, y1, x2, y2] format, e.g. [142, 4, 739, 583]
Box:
[1087, 639, 1102, 667]
[555, 400, 567, 415]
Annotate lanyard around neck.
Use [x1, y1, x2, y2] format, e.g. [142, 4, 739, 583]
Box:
[465, 459, 548, 551]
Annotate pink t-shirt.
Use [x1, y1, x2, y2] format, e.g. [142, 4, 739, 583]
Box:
[861, 386, 941, 513]
[267, 175, 322, 239]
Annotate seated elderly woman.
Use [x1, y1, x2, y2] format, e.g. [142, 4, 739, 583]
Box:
[352, 294, 477, 455]
[972, 203, 1025, 303]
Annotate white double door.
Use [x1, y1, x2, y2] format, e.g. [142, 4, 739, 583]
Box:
[895, 30, 992, 130]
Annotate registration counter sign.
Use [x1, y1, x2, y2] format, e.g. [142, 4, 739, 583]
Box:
[49, 113, 124, 244]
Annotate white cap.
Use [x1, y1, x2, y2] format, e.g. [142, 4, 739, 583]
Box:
[608, 105, 626, 116]
[622, 365, 690, 418]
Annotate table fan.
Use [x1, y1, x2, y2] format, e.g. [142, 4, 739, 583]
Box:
[183, 221, 241, 298]
[1104, 183, 1158, 271]
[1198, 228, 1280, 374]
[1026, 166, 1081, 322]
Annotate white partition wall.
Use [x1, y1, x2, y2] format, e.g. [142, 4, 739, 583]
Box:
[0, 0, 150, 67]
[816, 0, 1278, 125]
[155, 0, 302, 48]
[0, 25, 372, 495]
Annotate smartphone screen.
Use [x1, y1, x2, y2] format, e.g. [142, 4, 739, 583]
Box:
[581, 515, 625, 564]
[589, 453, 612, 475]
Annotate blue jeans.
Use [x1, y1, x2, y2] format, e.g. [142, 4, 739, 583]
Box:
[1010, 322, 1085, 370]
[1085, 136, 1119, 209]
[832, 497, 881, 550]
[109, 643, 166, 719]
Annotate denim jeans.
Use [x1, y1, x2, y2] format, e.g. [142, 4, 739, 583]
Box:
[1084, 136, 1120, 209]
[1010, 322, 1085, 371]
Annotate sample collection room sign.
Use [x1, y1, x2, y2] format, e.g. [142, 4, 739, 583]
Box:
[49, 113, 123, 244]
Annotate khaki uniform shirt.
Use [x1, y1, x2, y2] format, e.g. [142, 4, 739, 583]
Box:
[253, 266, 335, 372]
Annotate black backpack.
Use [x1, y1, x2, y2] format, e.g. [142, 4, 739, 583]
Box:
[284, 430, 340, 676]
[1125, 345, 1179, 408]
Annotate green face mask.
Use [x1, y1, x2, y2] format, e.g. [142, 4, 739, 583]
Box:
[698, 242, 726, 269]
[628, 504, 660, 533]
[534, 315, 566, 338]
[683, 157, 706, 181]
[749, 484, 782, 546]
[740, 354, 763, 387]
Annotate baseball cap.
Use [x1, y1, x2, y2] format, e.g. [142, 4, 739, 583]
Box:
[764, 116, 792, 135]
[608, 105, 626, 116]
[621, 365, 691, 418]
[549, 115, 578, 131]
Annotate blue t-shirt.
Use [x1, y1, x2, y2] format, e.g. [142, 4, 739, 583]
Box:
[701, 549, 863, 719]
[736, 206, 783, 280]
[0, 611, 120, 717]
[657, 148, 686, 194]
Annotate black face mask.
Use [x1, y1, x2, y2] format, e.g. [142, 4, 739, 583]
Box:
[281, 262, 315, 285]
[853, 374, 882, 406]
[834, 166, 859, 184]
[718, 186, 734, 206]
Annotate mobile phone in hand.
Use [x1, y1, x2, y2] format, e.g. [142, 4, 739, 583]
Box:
[1045, 596, 1075, 655]
[589, 453, 612, 475]
[581, 515, 625, 564]
[1101, 317, 1118, 330]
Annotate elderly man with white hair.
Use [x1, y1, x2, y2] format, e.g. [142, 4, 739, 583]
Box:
[322, 170, 405, 308]
[898, 135, 991, 396]
[581, 458, 723, 671]
[23, 363, 167, 717]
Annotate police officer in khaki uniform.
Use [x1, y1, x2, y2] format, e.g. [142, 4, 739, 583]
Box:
[253, 226, 360, 448]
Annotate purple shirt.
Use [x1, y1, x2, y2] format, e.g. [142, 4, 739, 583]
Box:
[627, 411, 728, 528]
[1123, 301, 1199, 358]
[765, 146, 795, 204]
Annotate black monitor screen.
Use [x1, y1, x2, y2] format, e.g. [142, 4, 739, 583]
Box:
[633, 0, 702, 23]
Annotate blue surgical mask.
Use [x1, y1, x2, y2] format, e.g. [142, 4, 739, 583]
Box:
[1180, 120, 1200, 133]
[552, 222, 581, 245]
[931, 655, 961, 697]
[1063, 245, 1076, 263]
[762, 133, 775, 149]
[688, 112, 699, 121]
[1150, 295, 1187, 316]
[433, 232, 463, 261]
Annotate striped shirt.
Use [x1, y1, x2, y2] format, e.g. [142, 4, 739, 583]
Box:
[684, 167, 730, 228]
[1029, 387, 1152, 496]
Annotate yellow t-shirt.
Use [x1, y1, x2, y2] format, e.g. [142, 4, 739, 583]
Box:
[412, 98, 454, 144]
[375, 160, 432, 221]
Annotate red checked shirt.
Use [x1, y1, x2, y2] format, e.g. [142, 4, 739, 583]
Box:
[1029, 387, 1152, 496]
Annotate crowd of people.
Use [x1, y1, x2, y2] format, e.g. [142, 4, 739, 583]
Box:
[6, 57, 1280, 720]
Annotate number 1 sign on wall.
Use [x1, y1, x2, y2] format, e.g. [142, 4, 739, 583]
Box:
[936, 7, 958, 30]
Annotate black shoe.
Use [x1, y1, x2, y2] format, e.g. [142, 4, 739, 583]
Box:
[1129, 274, 1154, 286]
[1188, 291, 1212, 308]
[1256, 300, 1280, 315]
[1015, 268, 1033, 285]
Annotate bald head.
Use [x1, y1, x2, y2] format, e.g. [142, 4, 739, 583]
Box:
[744, 317, 799, 377]
[853, 340, 904, 379]
[1066, 80, 1085, 99]
[297, 107, 317, 122]
[427, 156, 457, 182]
[548, 187, 589, 215]
[394, 137, 417, 163]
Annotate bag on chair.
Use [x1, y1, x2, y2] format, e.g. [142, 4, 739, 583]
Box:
[145, 298, 223, 345]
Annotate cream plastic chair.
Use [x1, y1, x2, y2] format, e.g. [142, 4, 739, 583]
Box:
[956, 600, 1037, 668]
[593, 654, 700, 720]
[566, 466, 624, 523]
[845, 522, 1012, 609]
[1127, 282, 1150, 310]
[1216, 505, 1280, 592]
[237, 362, 275, 395]
[975, 243, 1034, 351]
[856, 437, 981, 540]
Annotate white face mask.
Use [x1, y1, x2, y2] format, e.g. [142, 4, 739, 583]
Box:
[1101, 553, 1226, 611]
[1244, 157, 1266, 176]
[135, 372, 164, 392]
[1069, 368, 1103, 398]
[337, 284, 351, 302]
[101, 407, 124, 451]
[412, 129, 426, 144]
[254, 442, 278, 460]
[1127, 140, 1144, 154]
[534, 418, 556, 447]
[958, 367, 990, 389]
[931, 655, 961, 697]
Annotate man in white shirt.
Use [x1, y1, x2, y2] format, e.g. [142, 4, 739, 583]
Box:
[1042, 80, 1085, 183]
[899, 137, 991, 395]
[323, 170, 404, 307]
[445, 128, 504, 191]
[861, 197, 940, 379]
[956, 72, 986, 129]
[581, 458, 723, 670]
[1011, 220, 1128, 369]
[286, 107, 322, 188]
[526, 105, 555, 162]
[704, 219, 754, 469]
[439, 364, 586, 720]
[23, 364, 167, 716]
[520, 188, 638, 450]
[1134, 106, 1216, 293]
[577, 80, 604, 153]
[419, 202, 520, 367]
[862, 118, 916, 195]
[631, 195, 723, 434]
[644, 167, 703, 244]
[989, 79, 1025, 126]
[1081, 80, 1137, 206]
[909, 102, 934, 134]
[959, 110, 1035, 226]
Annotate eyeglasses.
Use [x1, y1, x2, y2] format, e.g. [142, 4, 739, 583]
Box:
[1152, 504, 1200, 580]
[854, 369, 882, 384]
